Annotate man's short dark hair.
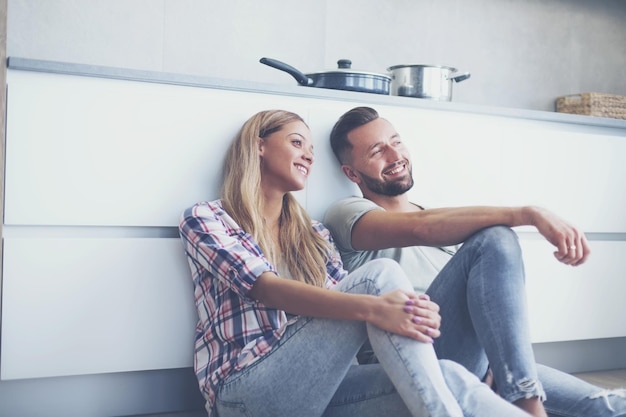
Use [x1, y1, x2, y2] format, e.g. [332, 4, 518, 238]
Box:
[330, 106, 379, 164]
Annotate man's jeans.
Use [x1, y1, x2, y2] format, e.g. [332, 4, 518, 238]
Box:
[214, 258, 529, 417]
[427, 226, 626, 416]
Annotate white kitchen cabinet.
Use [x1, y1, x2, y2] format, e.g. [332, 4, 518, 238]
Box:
[521, 239, 626, 343]
[2, 61, 625, 380]
[3, 71, 312, 227]
[1, 237, 195, 379]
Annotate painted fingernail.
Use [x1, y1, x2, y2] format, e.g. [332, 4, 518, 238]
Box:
[419, 294, 430, 301]
[412, 316, 423, 323]
[405, 299, 415, 305]
[404, 306, 412, 313]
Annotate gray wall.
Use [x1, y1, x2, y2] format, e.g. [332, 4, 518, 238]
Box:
[7, 0, 626, 112]
[2, 1, 626, 416]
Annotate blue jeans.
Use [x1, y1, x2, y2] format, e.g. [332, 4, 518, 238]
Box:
[214, 258, 529, 417]
[426, 226, 626, 417]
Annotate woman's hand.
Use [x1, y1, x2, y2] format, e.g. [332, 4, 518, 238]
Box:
[369, 290, 441, 343]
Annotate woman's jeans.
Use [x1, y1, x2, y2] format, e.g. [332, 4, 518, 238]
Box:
[426, 226, 626, 417]
[214, 258, 529, 417]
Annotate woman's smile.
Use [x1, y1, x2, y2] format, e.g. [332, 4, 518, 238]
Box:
[295, 163, 310, 177]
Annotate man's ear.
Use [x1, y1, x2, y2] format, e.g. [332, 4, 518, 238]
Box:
[341, 165, 360, 184]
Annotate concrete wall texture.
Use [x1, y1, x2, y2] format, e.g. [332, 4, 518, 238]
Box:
[7, 0, 626, 112]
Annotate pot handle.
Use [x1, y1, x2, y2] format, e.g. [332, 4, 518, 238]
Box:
[260, 57, 312, 86]
[449, 72, 471, 83]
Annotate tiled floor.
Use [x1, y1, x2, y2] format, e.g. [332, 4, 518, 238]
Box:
[574, 368, 626, 390]
[131, 369, 626, 417]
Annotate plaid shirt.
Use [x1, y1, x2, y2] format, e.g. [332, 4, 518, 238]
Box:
[179, 200, 347, 412]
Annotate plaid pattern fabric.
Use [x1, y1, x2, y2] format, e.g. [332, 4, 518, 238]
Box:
[179, 200, 346, 409]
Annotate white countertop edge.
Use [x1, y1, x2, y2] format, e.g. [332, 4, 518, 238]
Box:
[7, 56, 626, 131]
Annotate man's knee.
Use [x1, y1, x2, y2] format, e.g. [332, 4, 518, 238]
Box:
[471, 226, 521, 257]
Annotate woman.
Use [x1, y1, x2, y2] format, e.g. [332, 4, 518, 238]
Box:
[178, 110, 531, 417]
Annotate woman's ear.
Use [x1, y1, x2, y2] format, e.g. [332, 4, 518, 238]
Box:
[341, 165, 360, 184]
[258, 137, 265, 156]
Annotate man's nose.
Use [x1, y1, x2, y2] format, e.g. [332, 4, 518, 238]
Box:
[386, 145, 402, 161]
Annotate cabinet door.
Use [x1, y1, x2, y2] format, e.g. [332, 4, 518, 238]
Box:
[3, 71, 312, 227]
[1, 237, 196, 380]
[521, 239, 626, 343]
[500, 127, 626, 234]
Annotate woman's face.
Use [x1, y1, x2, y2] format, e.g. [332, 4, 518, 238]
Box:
[259, 120, 314, 194]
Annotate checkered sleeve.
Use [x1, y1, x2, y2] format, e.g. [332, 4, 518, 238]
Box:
[179, 201, 276, 299]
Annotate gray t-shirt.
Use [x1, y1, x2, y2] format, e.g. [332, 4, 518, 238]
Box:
[324, 197, 455, 293]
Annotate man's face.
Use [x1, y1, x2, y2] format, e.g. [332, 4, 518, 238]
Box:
[342, 118, 414, 197]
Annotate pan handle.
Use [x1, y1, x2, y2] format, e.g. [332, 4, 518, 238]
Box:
[260, 57, 312, 86]
[449, 72, 471, 83]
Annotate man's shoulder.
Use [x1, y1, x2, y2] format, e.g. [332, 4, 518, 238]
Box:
[326, 196, 380, 214]
[324, 196, 382, 227]
[324, 196, 384, 251]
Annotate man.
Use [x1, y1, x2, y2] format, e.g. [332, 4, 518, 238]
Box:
[324, 106, 625, 417]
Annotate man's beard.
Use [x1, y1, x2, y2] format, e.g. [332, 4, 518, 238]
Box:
[359, 169, 414, 196]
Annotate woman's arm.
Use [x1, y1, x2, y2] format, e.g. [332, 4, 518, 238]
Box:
[249, 271, 440, 343]
[179, 202, 275, 298]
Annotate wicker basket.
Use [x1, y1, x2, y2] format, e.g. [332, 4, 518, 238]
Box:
[556, 93, 626, 120]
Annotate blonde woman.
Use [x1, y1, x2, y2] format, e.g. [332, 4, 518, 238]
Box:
[178, 110, 530, 417]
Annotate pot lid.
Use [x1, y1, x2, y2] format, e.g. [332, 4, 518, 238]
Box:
[309, 59, 391, 80]
[387, 64, 458, 72]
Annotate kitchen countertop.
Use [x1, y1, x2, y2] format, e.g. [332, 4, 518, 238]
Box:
[7, 57, 626, 131]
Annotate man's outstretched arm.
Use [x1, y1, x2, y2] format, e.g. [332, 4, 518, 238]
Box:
[351, 205, 590, 266]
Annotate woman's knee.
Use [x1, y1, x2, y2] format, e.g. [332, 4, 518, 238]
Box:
[439, 359, 482, 388]
[351, 258, 412, 294]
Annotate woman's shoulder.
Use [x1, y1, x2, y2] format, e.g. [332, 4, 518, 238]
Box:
[182, 199, 223, 216]
[311, 218, 327, 231]
[311, 219, 334, 241]
[179, 199, 229, 229]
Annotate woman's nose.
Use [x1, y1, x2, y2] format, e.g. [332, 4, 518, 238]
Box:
[304, 149, 314, 163]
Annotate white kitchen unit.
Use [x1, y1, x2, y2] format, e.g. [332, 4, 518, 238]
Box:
[2, 58, 626, 384]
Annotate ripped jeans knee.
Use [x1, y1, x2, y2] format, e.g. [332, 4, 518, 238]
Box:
[589, 388, 626, 413]
[498, 364, 546, 404]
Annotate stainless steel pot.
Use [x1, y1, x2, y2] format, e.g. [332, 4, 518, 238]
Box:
[260, 57, 391, 95]
[387, 64, 470, 101]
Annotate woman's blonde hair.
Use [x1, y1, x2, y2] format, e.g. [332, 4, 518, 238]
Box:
[221, 110, 330, 287]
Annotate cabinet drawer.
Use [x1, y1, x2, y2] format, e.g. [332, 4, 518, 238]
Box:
[521, 238, 626, 343]
[1, 237, 196, 380]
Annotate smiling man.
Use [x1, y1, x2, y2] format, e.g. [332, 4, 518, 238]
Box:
[323, 106, 625, 417]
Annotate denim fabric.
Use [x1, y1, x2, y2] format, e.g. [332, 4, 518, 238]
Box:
[214, 258, 529, 417]
[538, 364, 626, 417]
[426, 226, 626, 417]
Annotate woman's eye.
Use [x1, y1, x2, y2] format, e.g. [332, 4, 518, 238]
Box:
[292, 140, 302, 146]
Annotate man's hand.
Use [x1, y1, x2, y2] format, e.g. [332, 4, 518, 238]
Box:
[524, 206, 590, 266]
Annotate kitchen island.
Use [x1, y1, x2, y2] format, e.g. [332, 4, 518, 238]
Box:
[2, 57, 625, 416]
